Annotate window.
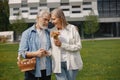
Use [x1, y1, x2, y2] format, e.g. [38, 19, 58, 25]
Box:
[39, 3, 47, 6]
[72, 11, 81, 13]
[116, 1, 120, 16]
[117, 0, 120, 2]
[103, 10, 110, 17]
[117, 2, 120, 10]
[83, 8, 92, 10]
[103, 1, 109, 10]
[97, 0, 119, 17]
[22, 10, 28, 13]
[21, 4, 28, 7]
[99, 10, 104, 17]
[62, 9, 69, 11]
[98, 0, 103, 1]
[103, 0, 109, 1]
[30, 7, 37, 10]
[13, 8, 19, 10]
[110, 1, 116, 10]
[98, 1, 103, 11]
[72, 6, 80, 8]
[30, 12, 37, 15]
[61, 3, 69, 6]
[22, 0, 27, 3]
[109, 1, 117, 17]
[116, 10, 120, 16]
[83, 2, 91, 5]
[117, 10, 120, 16]
[13, 13, 19, 16]
[109, 10, 116, 17]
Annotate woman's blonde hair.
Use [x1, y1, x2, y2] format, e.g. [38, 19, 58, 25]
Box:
[51, 8, 68, 28]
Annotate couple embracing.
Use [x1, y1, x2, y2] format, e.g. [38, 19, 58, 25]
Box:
[18, 8, 83, 80]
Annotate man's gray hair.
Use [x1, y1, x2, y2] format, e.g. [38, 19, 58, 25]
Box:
[37, 9, 50, 18]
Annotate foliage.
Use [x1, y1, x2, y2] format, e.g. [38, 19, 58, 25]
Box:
[10, 18, 28, 36]
[0, 0, 9, 31]
[3, 0, 9, 18]
[10, 11, 28, 41]
[84, 14, 99, 38]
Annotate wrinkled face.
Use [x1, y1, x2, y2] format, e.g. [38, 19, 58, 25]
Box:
[51, 14, 62, 28]
[37, 14, 50, 28]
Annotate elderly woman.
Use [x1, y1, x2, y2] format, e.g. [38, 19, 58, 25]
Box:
[50, 8, 83, 80]
[18, 10, 52, 80]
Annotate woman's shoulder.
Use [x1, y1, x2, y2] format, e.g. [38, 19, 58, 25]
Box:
[67, 24, 78, 30]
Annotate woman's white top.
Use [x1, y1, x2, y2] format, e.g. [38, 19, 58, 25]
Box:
[59, 29, 68, 62]
[50, 24, 83, 73]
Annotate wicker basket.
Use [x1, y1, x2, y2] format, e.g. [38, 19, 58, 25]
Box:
[17, 56, 36, 72]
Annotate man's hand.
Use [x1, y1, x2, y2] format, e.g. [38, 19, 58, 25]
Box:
[40, 49, 49, 57]
[35, 49, 49, 57]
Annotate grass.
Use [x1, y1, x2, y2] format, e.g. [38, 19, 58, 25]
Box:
[0, 43, 23, 80]
[0, 39, 120, 80]
[77, 39, 120, 80]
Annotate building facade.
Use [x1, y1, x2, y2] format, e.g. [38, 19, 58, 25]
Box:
[98, 0, 120, 37]
[9, 0, 120, 38]
[9, 0, 98, 23]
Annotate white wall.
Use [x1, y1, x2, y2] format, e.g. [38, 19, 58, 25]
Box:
[0, 31, 14, 42]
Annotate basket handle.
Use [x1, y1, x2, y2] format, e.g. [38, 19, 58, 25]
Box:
[17, 54, 21, 61]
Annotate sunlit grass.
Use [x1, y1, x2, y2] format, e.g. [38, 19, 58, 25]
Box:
[77, 40, 120, 80]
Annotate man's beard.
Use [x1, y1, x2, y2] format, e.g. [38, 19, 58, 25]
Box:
[39, 23, 48, 30]
[41, 26, 47, 30]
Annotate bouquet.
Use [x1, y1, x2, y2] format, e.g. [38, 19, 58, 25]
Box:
[51, 31, 60, 40]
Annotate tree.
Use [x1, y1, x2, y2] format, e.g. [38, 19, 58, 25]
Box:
[3, 0, 9, 29]
[10, 12, 28, 41]
[0, 0, 9, 31]
[0, 0, 5, 31]
[83, 10, 99, 38]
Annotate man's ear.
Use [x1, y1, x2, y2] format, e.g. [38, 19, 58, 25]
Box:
[36, 16, 39, 22]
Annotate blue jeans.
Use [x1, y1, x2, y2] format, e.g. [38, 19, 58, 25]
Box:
[24, 70, 51, 80]
[55, 62, 78, 80]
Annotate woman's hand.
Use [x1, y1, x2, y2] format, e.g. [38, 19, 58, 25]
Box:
[54, 39, 61, 47]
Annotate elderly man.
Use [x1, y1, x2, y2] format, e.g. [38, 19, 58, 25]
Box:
[18, 10, 52, 80]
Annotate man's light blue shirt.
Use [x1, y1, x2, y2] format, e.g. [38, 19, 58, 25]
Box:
[18, 24, 52, 77]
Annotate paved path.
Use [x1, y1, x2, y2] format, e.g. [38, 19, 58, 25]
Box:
[82, 37, 120, 41]
[2, 37, 120, 44]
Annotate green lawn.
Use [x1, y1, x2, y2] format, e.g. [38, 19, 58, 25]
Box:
[0, 39, 120, 80]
